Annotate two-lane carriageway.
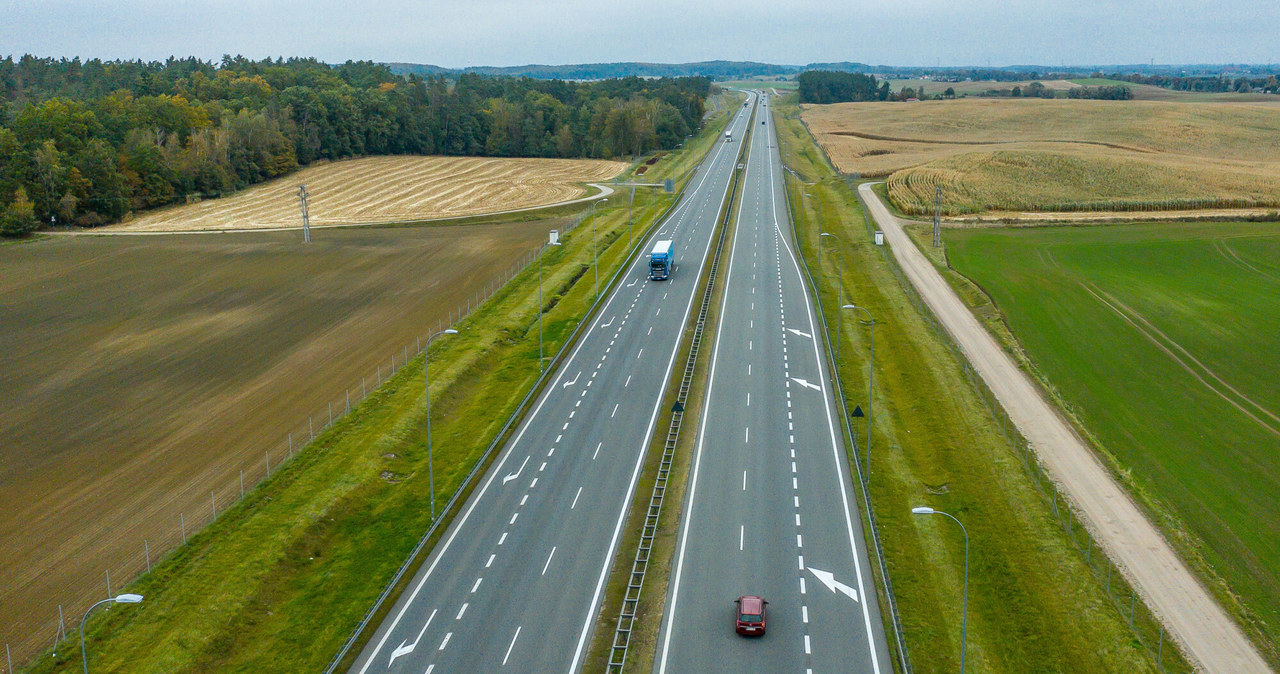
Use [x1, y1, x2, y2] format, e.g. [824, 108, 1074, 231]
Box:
[655, 93, 892, 673]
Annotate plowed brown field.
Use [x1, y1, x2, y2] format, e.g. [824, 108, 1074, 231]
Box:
[112, 156, 625, 232]
[0, 218, 566, 663]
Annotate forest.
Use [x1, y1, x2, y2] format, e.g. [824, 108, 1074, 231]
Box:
[0, 55, 710, 235]
[796, 70, 887, 104]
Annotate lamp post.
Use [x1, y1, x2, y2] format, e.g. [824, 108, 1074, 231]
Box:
[424, 328, 458, 521]
[912, 506, 969, 674]
[848, 304, 875, 480]
[80, 594, 143, 674]
[537, 237, 561, 372]
[817, 231, 835, 310]
[591, 198, 609, 299]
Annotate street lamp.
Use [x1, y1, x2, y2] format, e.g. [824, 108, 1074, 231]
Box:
[591, 198, 609, 299]
[80, 594, 143, 674]
[912, 506, 969, 674]
[817, 231, 835, 308]
[537, 238, 561, 373]
[424, 328, 458, 521]
[847, 304, 875, 481]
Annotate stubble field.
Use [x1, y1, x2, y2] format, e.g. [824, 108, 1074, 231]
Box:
[0, 218, 563, 661]
[802, 98, 1280, 216]
[112, 155, 625, 232]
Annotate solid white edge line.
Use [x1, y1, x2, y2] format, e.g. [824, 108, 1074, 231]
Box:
[359, 96, 748, 674]
[769, 108, 883, 674]
[657, 91, 756, 674]
[567, 93, 752, 674]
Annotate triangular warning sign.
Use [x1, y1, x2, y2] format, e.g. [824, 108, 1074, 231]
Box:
[672, 400, 685, 413]
[851, 405, 865, 418]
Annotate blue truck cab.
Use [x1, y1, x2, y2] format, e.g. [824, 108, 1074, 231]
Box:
[649, 240, 674, 280]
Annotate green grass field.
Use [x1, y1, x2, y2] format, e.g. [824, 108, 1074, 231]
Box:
[945, 222, 1280, 661]
[774, 94, 1173, 672]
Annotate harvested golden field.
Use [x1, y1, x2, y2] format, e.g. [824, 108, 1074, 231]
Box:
[803, 98, 1280, 215]
[114, 155, 626, 232]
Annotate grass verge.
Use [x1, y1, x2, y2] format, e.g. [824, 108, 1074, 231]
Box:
[19, 106, 743, 674]
[774, 94, 1182, 673]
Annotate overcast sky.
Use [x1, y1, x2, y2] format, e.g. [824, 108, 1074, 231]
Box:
[3, 0, 1277, 67]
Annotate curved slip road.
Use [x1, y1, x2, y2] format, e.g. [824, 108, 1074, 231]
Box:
[348, 96, 757, 674]
[859, 183, 1270, 674]
[655, 94, 892, 674]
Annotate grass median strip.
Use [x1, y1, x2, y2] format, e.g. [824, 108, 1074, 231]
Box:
[775, 94, 1176, 673]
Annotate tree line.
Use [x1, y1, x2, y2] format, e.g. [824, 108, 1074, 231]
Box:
[1104, 72, 1280, 94]
[0, 55, 710, 235]
[796, 71, 888, 104]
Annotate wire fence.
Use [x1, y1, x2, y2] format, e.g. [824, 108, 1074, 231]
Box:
[0, 208, 604, 674]
[851, 178, 1192, 672]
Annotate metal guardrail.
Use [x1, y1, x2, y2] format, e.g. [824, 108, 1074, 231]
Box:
[604, 105, 753, 673]
[322, 171, 695, 674]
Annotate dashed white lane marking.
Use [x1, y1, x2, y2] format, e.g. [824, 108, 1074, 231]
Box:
[800, 577, 807, 594]
[572, 487, 583, 509]
[795, 513, 801, 526]
[542, 546, 557, 575]
[498, 532, 508, 545]
[439, 632, 452, 650]
[743, 471, 747, 490]
[797, 534, 803, 547]
[486, 554, 495, 568]
[456, 603, 468, 620]
[539, 462, 547, 472]
[798, 555, 805, 570]
[744, 427, 749, 443]
[625, 375, 632, 387]
[804, 635, 812, 655]
[502, 626, 522, 666]
[593, 442, 602, 459]
[510, 512, 518, 525]
[611, 404, 619, 418]
[746, 392, 751, 406]
[529, 477, 538, 489]
[740, 525, 745, 551]
[802, 605, 809, 623]
[637, 348, 644, 358]
[520, 494, 528, 506]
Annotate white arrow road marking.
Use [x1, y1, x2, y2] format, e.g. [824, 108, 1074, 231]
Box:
[388, 608, 437, 666]
[627, 278, 639, 287]
[502, 456, 530, 485]
[600, 316, 614, 328]
[562, 371, 581, 388]
[790, 377, 822, 392]
[787, 327, 812, 339]
[807, 567, 859, 602]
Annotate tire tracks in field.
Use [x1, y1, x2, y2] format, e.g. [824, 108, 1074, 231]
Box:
[1079, 282, 1280, 438]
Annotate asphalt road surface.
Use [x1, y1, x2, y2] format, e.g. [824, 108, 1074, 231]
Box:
[860, 183, 1270, 673]
[350, 95, 757, 674]
[655, 95, 892, 673]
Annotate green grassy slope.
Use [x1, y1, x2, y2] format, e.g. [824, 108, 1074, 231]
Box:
[946, 222, 1280, 660]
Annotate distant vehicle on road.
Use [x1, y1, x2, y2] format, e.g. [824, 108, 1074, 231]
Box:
[649, 240, 674, 280]
[734, 595, 768, 636]
[725, 130, 733, 143]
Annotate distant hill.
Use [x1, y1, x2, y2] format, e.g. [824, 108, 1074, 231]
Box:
[384, 60, 1280, 82]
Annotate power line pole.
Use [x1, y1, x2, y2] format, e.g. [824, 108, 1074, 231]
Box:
[298, 184, 312, 243]
[933, 185, 942, 248]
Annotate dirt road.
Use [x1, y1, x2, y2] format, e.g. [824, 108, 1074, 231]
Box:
[859, 183, 1269, 673]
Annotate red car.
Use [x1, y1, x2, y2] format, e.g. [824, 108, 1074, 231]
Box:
[734, 595, 768, 635]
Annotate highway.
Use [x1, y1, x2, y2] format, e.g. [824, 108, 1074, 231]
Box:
[655, 94, 892, 672]
[350, 93, 756, 673]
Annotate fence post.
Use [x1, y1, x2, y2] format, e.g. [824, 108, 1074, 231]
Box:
[328, 401, 333, 427]
[181, 513, 186, 544]
[240, 470, 245, 499]
[346, 389, 350, 414]
[1158, 627, 1164, 669]
[266, 450, 271, 479]
[7, 643, 12, 674]
[1129, 592, 1137, 628]
[106, 568, 111, 598]
[362, 377, 366, 398]
[59, 604, 66, 642]
[145, 540, 151, 573]
[310, 416, 314, 441]
[289, 432, 293, 459]
[212, 490, 217, 520]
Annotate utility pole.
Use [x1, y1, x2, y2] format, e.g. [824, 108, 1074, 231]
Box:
[933, 185, 942, 248]
[298, 184, 312, 243]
